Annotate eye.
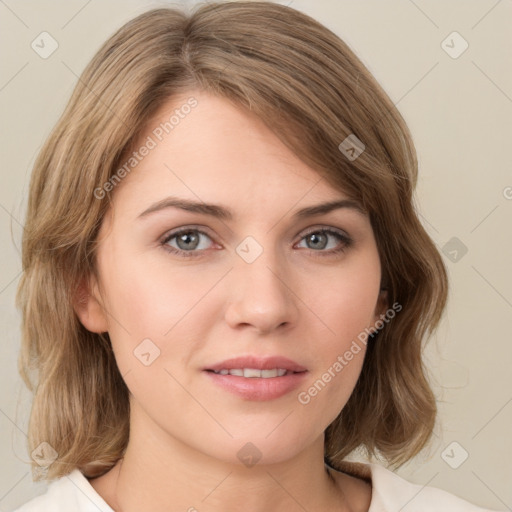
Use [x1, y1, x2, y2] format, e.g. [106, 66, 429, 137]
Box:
[160, 226, 353, 259]
[295, 228, 353, 256]
[161, 227, 216, 258]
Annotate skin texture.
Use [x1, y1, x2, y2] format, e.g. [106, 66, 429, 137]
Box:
[75, 90, 388, 512]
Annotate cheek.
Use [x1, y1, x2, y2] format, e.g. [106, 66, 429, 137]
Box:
[296, 256, 379, 412]
[98, 259, 210, 413]
[103, 246, 189, 330]
[100, 253, 220, 367]
[309, 257, 381, 349]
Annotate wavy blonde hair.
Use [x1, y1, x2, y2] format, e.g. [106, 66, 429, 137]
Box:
[16, 1, 448, 481]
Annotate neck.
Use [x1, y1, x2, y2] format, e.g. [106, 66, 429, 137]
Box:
[106, 407, 351, 512]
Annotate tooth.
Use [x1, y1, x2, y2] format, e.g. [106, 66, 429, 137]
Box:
[218, 368, 292, 378]
[243, 368, 262, 378]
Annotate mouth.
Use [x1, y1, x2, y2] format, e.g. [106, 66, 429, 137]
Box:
[203, 356, 308, 400]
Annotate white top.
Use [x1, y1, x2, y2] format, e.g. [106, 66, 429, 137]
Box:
[12, 461, 500, 512]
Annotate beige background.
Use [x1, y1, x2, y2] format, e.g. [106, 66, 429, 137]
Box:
[0, 0, 511, 510]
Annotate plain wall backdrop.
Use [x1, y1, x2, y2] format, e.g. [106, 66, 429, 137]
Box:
[0, 0, 511, 510]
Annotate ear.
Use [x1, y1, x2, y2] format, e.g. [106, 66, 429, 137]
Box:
[72, 275, 109, 333]
[372, 287, 389, 325]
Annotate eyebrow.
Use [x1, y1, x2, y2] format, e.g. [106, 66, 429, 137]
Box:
[137, 196, 367, 221]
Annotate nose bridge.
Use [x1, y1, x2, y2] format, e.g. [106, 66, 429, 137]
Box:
[224, 235, 298, 332]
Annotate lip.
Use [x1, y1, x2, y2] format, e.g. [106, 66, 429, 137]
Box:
[203, 356, 308, 401]
[204, 356, 307, 373]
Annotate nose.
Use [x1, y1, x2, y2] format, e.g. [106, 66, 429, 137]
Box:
[224, 248, 299, 335]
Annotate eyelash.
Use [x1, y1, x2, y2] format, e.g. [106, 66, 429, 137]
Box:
[160, 226, 353, 259]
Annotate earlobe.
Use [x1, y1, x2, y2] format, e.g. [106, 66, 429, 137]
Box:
[72, 276, 109, 334]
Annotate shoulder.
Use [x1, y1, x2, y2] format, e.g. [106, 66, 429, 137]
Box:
[11, 469, 114, 512]
[368, 462, 499, 511]
[334, 461, 502, 512]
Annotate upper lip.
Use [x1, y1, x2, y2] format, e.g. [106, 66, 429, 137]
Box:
[204, 356, 307, 373]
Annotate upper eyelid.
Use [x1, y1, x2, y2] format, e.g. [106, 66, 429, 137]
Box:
[161, 225, 216, 242]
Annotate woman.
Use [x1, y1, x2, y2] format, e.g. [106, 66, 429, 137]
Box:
[13, 2, 501, 511]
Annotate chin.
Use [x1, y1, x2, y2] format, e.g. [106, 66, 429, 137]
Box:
[193, 430, 313, 468]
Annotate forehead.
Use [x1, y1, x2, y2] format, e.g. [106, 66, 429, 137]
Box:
[108, 90, 357, 218]
[134, 91, 320, 171]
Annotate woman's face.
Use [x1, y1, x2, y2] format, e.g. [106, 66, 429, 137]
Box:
[80, 90, 387, 466]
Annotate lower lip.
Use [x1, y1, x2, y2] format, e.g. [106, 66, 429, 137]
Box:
[203, 370, 308, 401]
